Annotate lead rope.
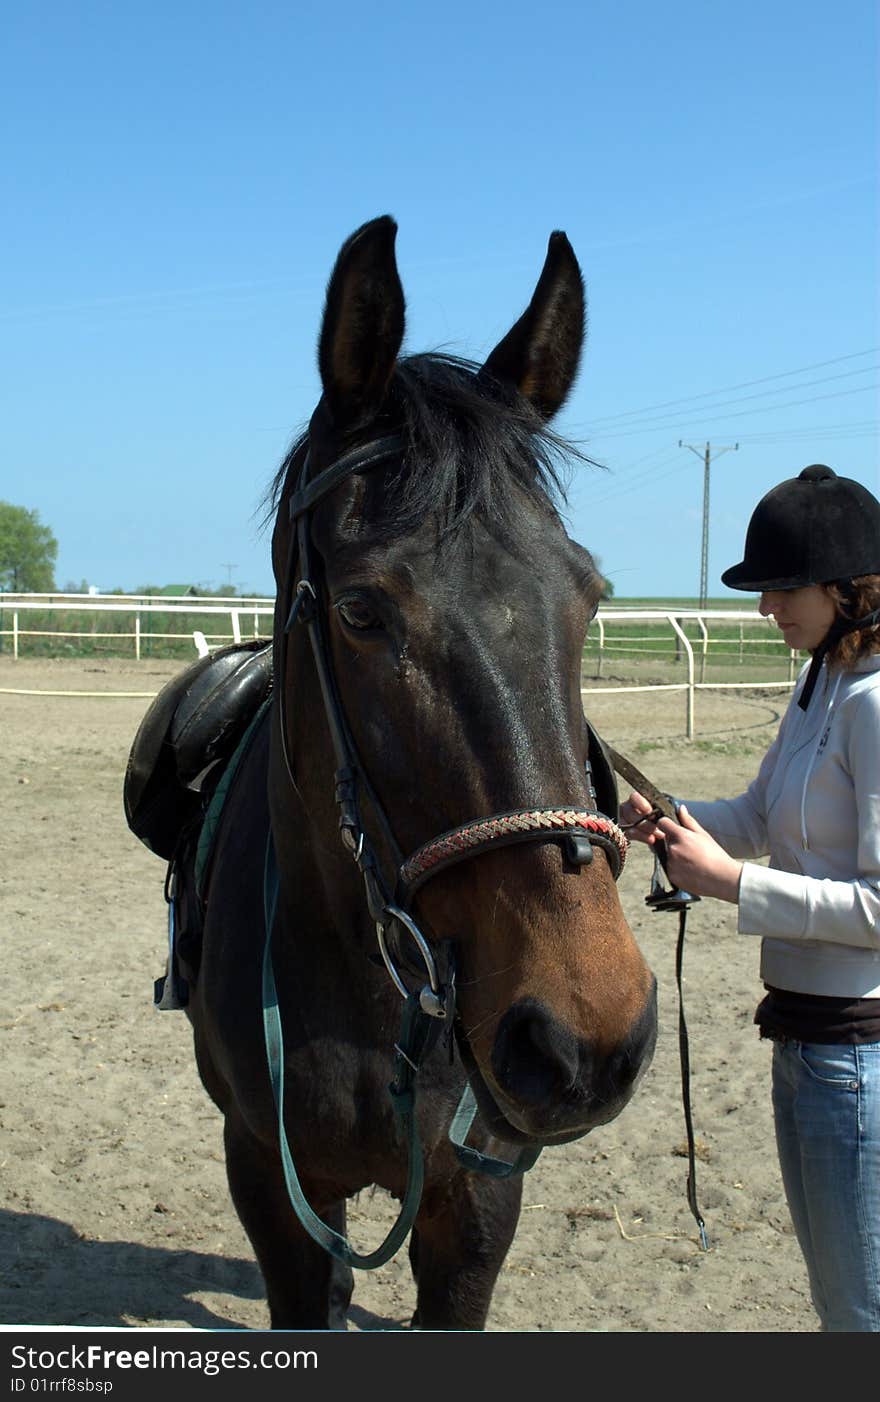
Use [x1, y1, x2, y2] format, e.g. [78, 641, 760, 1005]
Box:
[674, 903, 709, 1251]
[622, 807, 709, 1252]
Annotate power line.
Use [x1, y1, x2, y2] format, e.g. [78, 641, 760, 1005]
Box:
[580, 420, 877, 512]
[584, 448, 687, 507]
[586, 364, 876, 436]
[733, 421, 878, 444]
[679, 441, 739, 609]
[590, 383, 878, 441]
[584, 348, 878, 427]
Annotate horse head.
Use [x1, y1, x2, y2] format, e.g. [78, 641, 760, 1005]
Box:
[269, 216, 657, 1149]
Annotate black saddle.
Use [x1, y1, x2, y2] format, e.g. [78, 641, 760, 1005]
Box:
[124, 638, 273, 860]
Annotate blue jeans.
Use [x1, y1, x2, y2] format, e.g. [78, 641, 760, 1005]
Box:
[772, 1039, 880, 1331]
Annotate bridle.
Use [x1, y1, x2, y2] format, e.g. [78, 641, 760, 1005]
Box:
[276, 432, 628, 1019]
[260, 429, 631, 1268]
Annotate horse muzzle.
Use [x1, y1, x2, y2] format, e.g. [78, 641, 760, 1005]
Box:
[455, 984, 658, 1146]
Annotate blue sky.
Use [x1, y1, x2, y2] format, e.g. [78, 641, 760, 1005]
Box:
[2, 0, 877, 598]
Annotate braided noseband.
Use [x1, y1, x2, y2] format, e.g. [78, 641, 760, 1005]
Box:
[399, 808, 627, 899]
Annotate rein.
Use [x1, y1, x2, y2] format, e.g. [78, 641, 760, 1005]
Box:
[611, 745, 709, 1252]
[263, 433, 629, 1268]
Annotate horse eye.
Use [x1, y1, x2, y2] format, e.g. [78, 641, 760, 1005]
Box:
[336, 597, 383, 632]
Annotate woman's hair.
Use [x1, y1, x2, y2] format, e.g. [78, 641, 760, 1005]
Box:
[825, 574, 880, 666]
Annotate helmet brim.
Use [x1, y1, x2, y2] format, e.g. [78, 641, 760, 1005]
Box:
[720, 561, 816, 592]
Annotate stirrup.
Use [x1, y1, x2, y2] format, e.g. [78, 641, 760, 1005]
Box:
[154, 867, 189, 1009]
[154, 964, 189, 1010]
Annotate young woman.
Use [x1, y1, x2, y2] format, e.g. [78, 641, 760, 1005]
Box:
[622, 464, 880, 1332]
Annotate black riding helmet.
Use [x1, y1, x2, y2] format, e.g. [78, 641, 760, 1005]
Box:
[721, 464, 880, 592]
[722, 464, 880, 708]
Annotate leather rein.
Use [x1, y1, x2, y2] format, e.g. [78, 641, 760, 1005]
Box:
[609, 746, 709, 1251]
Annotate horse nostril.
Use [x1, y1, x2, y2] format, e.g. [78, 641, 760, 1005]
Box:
[491, 1000, 581, 1106]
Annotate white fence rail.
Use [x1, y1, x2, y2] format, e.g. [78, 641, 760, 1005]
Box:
[0, 596, 799, 738]
[580, 608, 797, 738]
[0, 594, 274, 661]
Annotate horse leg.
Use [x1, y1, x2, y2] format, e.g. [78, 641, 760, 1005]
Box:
[409, 1174, 523, 1330]
[223, 1114, 354, 1330]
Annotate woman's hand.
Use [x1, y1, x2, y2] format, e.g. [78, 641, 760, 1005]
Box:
[619, 790, 663, 845]
[656, 804, 743, 904]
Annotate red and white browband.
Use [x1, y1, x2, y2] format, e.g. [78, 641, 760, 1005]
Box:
[398, 808, 628, 897]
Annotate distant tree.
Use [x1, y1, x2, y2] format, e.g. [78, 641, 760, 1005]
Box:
[0, 502, 58, 592]
[590, 554, 615, 600]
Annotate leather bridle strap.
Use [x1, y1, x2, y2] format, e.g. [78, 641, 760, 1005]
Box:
[266, 435, 453, 1269]
[398, 808, 627, 902]
[278, 438, 407, 923]
[289, 434, 405, 521]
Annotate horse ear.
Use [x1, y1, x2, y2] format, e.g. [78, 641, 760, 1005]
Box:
[317, 215, 406, 429]
[480, 231, 585, 420]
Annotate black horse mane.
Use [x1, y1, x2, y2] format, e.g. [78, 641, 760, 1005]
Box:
[266, 352, 595, 548]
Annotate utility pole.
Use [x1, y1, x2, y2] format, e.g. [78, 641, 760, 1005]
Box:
[220, 562, 238, 594]
[679, 440, 739, 608]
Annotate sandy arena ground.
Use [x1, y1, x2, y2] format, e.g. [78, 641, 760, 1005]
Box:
[0, 656, 817, 1332]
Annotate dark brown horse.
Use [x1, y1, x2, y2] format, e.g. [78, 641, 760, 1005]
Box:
[183, 216, 657, 1330]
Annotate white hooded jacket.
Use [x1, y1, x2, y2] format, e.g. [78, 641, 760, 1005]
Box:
[685, 653, 880, 998]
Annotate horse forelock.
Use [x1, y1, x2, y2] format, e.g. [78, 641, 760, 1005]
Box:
[264, 352, 594, 552]
[383, 353, 576, 542]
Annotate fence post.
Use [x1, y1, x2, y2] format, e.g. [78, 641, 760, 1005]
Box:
[13, 609, 19, 660]
[697, 616, 708, 684]
[668, 615, 694, 739]
[596, 617, 605, 678]
[135, 614, 141, 662]
[230, 609, 241, 644]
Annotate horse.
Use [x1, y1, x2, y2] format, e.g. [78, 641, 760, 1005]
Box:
[178, 215, 658, 1330]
